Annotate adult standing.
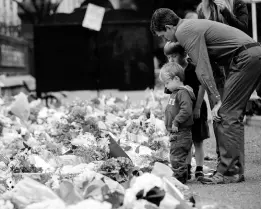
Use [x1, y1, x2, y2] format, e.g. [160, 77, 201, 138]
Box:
[197, 0, 249, 94]
[197, 0, 248, 33]
[197, 0, 249, 173]
[150, 8, 261, 184]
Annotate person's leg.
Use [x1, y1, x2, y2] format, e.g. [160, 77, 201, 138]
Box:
[186, 146, 193, 180]
[194, 141, 204, 179]
[256, 75, 261, 97]
[208, 63, 225, 167]
[170, 130, 193, 184]
[202, 47, 261, 184]
[208, 87, 224, 171]
[208, 84, 224, 164]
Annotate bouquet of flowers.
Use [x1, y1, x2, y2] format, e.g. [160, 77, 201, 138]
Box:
[98, 157, 134, 183]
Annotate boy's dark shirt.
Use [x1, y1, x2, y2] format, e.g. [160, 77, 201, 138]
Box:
[183, 61, 200, 108]
[165, 86, 195, 132]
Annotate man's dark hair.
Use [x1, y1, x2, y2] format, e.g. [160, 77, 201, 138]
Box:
[150, 8, 181, 35]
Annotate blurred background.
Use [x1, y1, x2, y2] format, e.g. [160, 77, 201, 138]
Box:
[0, 0, 260, 97]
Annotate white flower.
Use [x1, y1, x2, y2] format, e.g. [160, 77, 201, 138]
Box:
[0, 199, 14, 209]
[97, 121, 107, 130]
[46, 175, 60, 190]
[25, 199, 66, 209]
[1, 132, 20, 145]
[97, 137, 110, 153]
[132, 199, 156, 209]
[106, 97, 116, 106]
[38, 107, 49, 119]
[155, 118, 166, 133]
[29, 155, 54, 173]
[5, 177, 15, 190]
[26, 136, 40, 147]
[67, 199, 112, 209]
[0, 116, 12, 128]
[71, 133, 96, 148]
[29, 99, 41, 108]
[124, 173, 164, 207]
[37, 118, 44, 125]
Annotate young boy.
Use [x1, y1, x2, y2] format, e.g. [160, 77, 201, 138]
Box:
[164, 42, 210, 181]
[159, 61, 195, 184]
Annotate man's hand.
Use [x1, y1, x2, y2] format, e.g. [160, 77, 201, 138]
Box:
[214, 0, 227, 10]
[212, 100, 222, 122]
[193, 107, 201, 119]
[172, 124, 179, 133]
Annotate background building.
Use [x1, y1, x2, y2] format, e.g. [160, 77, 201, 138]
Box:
[0, 0, 86, 38]
[0, 0, 21, 38]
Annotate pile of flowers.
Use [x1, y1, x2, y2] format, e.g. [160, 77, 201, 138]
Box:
[0, 90, 211, 209]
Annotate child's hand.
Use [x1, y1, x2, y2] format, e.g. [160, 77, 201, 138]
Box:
[193, 107, 200, 119]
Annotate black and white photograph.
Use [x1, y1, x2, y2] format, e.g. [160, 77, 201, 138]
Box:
[0, 0, 261, 208]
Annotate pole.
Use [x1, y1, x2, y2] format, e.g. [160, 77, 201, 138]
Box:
[251, 1, 258, 42]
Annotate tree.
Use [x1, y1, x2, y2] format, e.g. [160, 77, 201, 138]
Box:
[12, 0, 64, 24]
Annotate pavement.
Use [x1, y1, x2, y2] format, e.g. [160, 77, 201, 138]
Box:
[189, 124, 261, 209]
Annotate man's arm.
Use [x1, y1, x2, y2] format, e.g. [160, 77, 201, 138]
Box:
[173, 91, 193, 127]
[187, 32, 221, 104]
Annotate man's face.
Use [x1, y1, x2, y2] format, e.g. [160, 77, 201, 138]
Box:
[155, 25, 176, 42]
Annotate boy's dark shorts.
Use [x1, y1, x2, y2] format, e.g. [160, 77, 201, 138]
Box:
[192, 100, 210, 142]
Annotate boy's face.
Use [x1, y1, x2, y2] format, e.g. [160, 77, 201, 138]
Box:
[164, 76, 181, 92]
[168, 53, 185, 67]
[167, 53, 180, 63]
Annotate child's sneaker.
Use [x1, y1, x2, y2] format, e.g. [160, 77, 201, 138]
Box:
[195, 171, 204, 180]
[195, 166, 204, 181]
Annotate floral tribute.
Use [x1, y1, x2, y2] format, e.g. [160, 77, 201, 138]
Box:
[0, 91, 211, 209]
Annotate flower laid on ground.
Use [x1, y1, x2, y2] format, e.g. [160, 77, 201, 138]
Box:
[98, 157, 134, 183]
[0, 91, 218, 209]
